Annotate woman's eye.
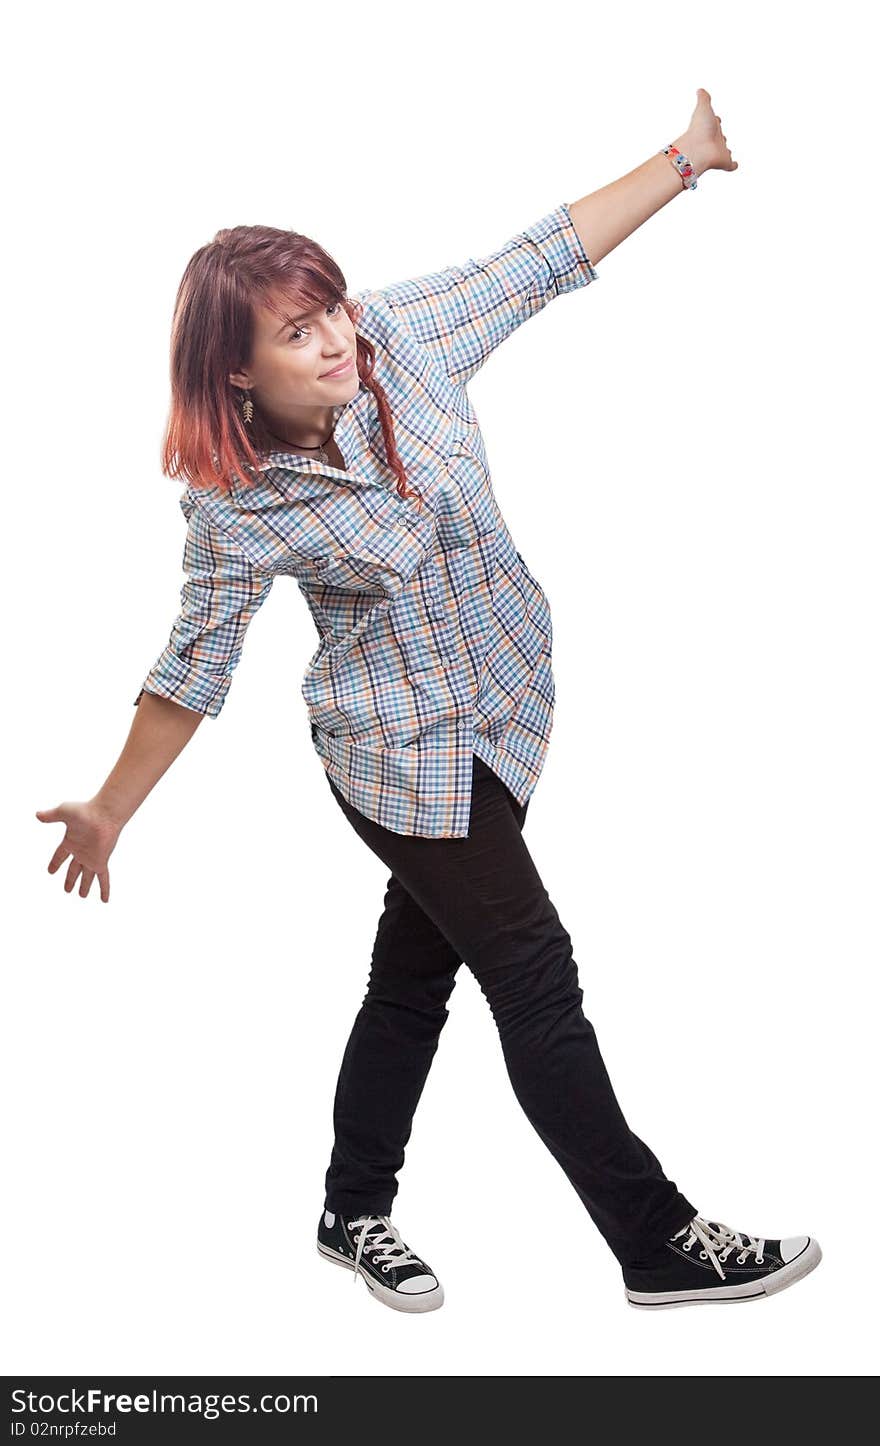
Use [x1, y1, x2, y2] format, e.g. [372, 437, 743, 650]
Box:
[288, 302, 343, 342]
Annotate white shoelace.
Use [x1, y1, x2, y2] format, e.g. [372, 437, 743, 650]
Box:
[347, 1214, 423, 1286]
[673, 1215, 766, 1281]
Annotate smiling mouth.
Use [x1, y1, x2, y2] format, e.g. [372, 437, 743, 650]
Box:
[321, 356, 354, 378]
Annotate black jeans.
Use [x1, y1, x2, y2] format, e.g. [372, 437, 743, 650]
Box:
[322, 753, 698, 1268]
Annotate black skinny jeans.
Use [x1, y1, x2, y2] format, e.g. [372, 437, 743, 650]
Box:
[323, 753, 698, 1268]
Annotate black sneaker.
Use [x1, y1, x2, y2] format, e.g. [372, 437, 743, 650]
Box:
[623, 1214, 821, 1308]
[317, 1210, 444, 1313]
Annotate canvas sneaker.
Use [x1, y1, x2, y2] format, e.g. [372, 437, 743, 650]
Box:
[317, 1209, 444, 1313]
[623, 1213, 822, 1308]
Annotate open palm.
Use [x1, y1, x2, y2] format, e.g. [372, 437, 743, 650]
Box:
[35, 799, 122, 903]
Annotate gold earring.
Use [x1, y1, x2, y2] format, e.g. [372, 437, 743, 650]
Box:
[241, 391, 254, 424]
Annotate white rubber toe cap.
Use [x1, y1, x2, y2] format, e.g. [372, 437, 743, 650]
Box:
[395, 1273, 440, 1295]
[780, 1235, 810, 1263]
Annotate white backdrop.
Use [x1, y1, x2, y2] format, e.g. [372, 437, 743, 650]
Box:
[6, 0, 876, 1378]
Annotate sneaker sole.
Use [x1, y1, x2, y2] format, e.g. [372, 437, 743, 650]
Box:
[316, 1242, 445, 1313]
[625, 1237, 822, 1309]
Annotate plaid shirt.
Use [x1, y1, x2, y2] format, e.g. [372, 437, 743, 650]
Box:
[135, 201, 599, 836]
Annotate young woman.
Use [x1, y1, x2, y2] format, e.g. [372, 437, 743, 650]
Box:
[37, 89, 821, 1313]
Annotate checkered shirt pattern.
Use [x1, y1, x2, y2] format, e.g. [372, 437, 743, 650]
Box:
[135, 201, 599, 836]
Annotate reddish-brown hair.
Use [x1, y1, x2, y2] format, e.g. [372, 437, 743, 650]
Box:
[161, 223, 420, 503]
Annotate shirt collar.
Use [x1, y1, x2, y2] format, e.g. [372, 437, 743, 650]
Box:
[225, 387, 388, 511]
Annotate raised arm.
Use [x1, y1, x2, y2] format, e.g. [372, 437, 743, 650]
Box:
[367, 88, 736, 387]
[368, 202, 597, 388]
[567, 88, 737, 265]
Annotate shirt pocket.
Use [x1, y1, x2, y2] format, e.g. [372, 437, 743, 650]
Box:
[295, 497, 438, 672]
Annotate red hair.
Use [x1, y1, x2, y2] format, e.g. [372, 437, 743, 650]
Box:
[160, 223, 421, 504]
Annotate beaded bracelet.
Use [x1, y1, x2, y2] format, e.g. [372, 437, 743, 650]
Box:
[663, 144, 698, 191]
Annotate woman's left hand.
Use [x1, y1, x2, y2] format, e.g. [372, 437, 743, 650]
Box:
[682, 87, 738, 175]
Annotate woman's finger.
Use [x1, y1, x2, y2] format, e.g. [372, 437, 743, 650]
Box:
[79, 869, 95, 898]
[64, 860, 83, 894]
[98, 870, 111, 904]
[48, 844, 72, 874]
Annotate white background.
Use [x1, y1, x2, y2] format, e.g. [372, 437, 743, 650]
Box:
[6, 0, 876, 1378]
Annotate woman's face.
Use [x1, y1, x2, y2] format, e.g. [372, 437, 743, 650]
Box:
[229, 295, 359, 441]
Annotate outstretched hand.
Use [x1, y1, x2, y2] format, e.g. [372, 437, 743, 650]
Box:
[35, 799, 122, 903]
[684, 87, 738, 174]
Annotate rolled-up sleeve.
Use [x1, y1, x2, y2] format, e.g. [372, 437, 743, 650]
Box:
[133, 504, 274, 718]
[370, 201, 599, 386]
